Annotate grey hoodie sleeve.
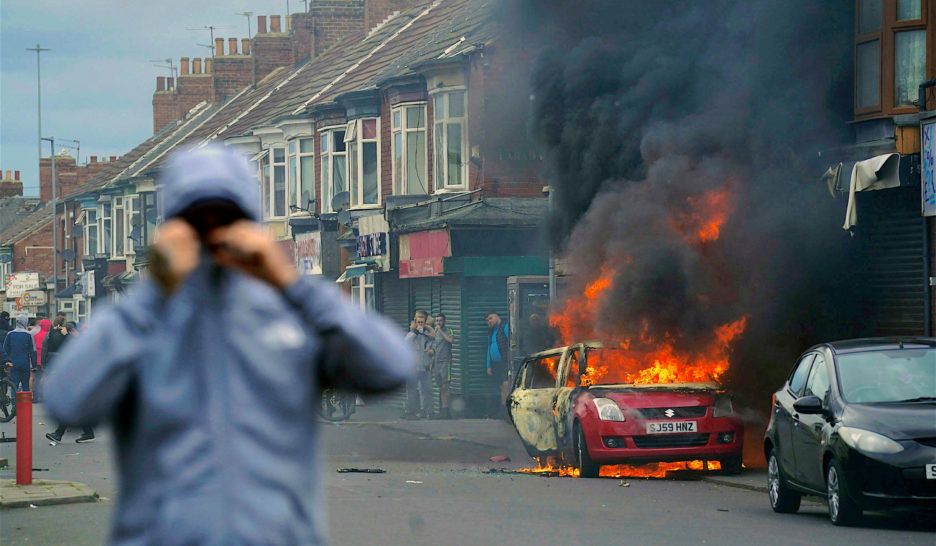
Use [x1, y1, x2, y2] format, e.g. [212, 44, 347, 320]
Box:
[43, 282, 163, 426]
[282, 277, 416, 392]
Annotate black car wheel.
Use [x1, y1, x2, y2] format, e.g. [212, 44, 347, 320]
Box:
[826, 459, 861, 526]
[574, 423, 600, 478]
[767, 449, 801, 513]
[721, 455, 743, 475]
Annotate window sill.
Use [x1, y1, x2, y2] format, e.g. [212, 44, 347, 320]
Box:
[348, 204, 382, 211]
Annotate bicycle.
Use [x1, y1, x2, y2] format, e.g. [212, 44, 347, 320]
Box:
[0, 363, 17, 423]
[317, 388, 356, 421]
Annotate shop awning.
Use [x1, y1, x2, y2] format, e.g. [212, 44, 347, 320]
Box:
[334, 264, 367, 283]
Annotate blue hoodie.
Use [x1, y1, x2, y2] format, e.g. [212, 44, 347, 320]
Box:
[2, 314, 36, 371]
[44, 144, 416, 545]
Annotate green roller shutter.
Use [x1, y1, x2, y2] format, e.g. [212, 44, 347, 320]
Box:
[460, 276, 508, 416]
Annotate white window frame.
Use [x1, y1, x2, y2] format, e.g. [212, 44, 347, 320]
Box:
[391, 103, 428, 195]
[320, 126, 347, 213]
[350, 270, 375, 310]
[345, 117, 381, 209]
[287, 137, 316, 214]
[267, 146, 288, 219]
[125, 195, 140, 255]
[98, 200, 112, 256]
[112, 196, 126, 258]
[0, 260, 11, 284]
[83, 207, 98, 257]
[431, 89, 468, 191]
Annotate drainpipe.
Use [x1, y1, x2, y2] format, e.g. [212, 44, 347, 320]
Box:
[919, 79, 936, 113]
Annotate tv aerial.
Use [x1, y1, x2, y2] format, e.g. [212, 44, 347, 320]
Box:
[185, 25, 232, 56]
[149, 58, 178, 82]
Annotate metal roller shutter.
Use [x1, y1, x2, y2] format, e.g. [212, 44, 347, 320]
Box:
[460, 276, 508, 416]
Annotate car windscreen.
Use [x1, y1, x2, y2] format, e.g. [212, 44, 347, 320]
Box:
[837, 349, 936, 403]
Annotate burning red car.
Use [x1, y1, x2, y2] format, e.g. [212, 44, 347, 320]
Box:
[506, 342, 744, 477]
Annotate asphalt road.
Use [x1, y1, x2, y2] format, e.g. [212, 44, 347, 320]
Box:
[1, 403, 933, 545]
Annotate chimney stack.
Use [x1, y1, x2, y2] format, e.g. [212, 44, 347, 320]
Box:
[167, 77, 174, 89]
[193, 58, 202, 74]
[204, 58, 212, 73]
[257, 15, 267, 34]
[228, 38, 238, 55]
[270, 15, 281, 33]
[110, 156, 117, 162]
[180, 57, 190, 75]
[90, 156, 98, 163]
[14, 171, 20, 181]
[157, 76, 166, 91]
[215, 38, 224, 57]
[242, 38, 251, 56]
[4, 171, 10, 180]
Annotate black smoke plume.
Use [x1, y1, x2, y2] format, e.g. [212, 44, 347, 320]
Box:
[503, 0, 863, 404]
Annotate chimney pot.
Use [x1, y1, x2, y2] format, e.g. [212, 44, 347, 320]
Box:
[157, 76, 166, 91]
[110, 156, 117, 162]
[270, 15, 281, 33]
[242, 38, 251, 56]
[193, 58, 202, 74]
[257, 15, 267, 34]
[215, 38, 224, 57]
[14, 171, 20, 181]
[90, 156, 98, 163]
[4, 171, 10, 180]
[204, 58, 212, 73]
[167, 77, 174, 90]
[228, 38, 238, 55]
[180, 57, 190, 76]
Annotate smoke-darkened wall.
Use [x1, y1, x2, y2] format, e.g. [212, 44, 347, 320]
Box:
[501, 0, 864, 407]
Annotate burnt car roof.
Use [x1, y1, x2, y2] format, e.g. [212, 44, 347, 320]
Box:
[819, 337, 936, 355]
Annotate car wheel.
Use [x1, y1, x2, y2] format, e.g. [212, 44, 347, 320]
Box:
[721, 455, 743, 475]
[826, 459, 861, 526]
[574, 423, 600, 478]
[767, 449, 801, 513]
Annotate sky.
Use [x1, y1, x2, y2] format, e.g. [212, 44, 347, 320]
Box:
[1, 0, 297, 197]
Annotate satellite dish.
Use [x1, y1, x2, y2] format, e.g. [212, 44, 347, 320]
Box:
[0, 255, 11, 264]
[59, 249, 76, 262]
[331, 191, 350, 213]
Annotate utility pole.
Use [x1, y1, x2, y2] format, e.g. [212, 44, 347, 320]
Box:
[40, 137, 57, 312]
[26, 44, 50, 179]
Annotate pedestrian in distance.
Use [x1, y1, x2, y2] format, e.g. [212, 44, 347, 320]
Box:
[485, 311, 509, 417]
[403, 309, 435, 419]
[0, 311, 12, 346]
[2, 314, 35, 392]
[30, 318, 51, 399]
[43, 144, 415, 545]
[431, 313, 455, 419]
[43, 316, 94, 443]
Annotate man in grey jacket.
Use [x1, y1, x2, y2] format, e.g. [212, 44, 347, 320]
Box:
[44, 145, 415, 545]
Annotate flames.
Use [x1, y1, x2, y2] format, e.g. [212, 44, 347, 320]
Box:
[549, 185, 746, 387]
[520, 460, 722, 479]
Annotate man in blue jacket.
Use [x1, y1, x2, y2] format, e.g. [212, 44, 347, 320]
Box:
[44, 145, 415, 545]
[3, 314, 36, 391]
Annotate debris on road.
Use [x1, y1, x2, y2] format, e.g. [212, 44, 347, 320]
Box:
[405, 480, 423, 484]
[336, 468, 387, 474]
[618, 480, 630, 487]
[489, 455, 511, 462]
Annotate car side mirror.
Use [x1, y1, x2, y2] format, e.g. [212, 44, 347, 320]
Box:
[793, 395, 825, 415]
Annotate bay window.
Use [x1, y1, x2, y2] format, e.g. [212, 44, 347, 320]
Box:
[113, 197, 126, 258]
[346, 118, 380, 208]
[350, 270, 375, 310]
[392, 104, 428, 195]
[84, 208, 98, 256]
[288, 137, 316, 212]
[99, 202, 112, 256]
[432, 90, 467, 190]
[270, 147, 287, 218]
[321, 127, 347, 213]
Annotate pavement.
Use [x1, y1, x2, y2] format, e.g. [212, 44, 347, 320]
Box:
[0, 479, 97, 509]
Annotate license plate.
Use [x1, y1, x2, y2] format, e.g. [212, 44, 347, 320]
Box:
[927, 464, 936, 480]
[646, 421, 697, 434]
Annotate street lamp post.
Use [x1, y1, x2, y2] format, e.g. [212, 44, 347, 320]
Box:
[26, 44, 50, 178]
[40, 137, 57, 313]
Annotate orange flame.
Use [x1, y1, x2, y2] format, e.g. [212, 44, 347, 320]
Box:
[672, 186, 734, 245]
[520, 460, 722, 479]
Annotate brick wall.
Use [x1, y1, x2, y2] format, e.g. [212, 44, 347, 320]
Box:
[380, 98, 393, 202]
[0, 171, 23, 198]
[291, 12, 315, 63]
[364, 0, 423, 33]
[212, 56, 253, 102]
[253, 34, 294, 81]
[310, 0, 365, 57]
[153, 87, 179, 133]
[12, 223, 54, 282]
[39, 156, 110, 204]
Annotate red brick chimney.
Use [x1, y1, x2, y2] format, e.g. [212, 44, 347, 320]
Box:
[228, 38, 238, 55]
[204, 58, 212, 73]
[242, 38, 251, 56]
[193, 58, 202, 74]
[157, 76, 166, 91]
[270, 15, 282, 33]
[310, 1, 366, 58]
[365, 0, 422, 34]
[15, 171, 20, 181]
[257, 15, 267, 34]
[180, 57, 190, 75]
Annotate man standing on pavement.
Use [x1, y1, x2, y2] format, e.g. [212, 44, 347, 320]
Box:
[43, 145, 415, 545]
[431, 313, 454, 419]
[485, 311, 509, 417]
[0, 311, 12, 346]
[3, 314, 35, 392]
[403, 310, 434, 419]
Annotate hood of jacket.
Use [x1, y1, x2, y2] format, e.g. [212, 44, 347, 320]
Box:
[13, 314, 28, 331]
[39, 319, 51, 333]
[159, 144, 260, 221]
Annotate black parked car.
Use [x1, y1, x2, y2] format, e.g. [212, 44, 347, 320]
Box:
[764, 338, 936, 525]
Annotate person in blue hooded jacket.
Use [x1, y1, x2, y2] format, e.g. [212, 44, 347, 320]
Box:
[3, 314, 36, 391]
[43, 145, 416, 545]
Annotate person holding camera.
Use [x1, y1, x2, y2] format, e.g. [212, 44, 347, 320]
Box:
[403, 309, 435, 419]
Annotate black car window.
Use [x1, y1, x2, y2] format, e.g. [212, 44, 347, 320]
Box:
[803, 354, 831, 403]
[526, 355, 559, 389]
[789, 353, 815, 396]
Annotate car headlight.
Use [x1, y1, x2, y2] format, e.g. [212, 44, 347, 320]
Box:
[593, 398, 625, 422]
[838, 426, 903, 455]
[713, 395, 734, 418]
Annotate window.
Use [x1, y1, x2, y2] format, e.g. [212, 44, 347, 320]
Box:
[140, 192, 158, 248]
[854, 0, 928, 116]
[126, 195, 140, 254]
[0, 256, 10, 283]
[432, 90, 467, 190]
[264, 147, 287, 218]
[287, 138, 316, 212]
[350, 270, 375, 310]
[99, 201, 112, 255]
[524, 355, 559, 389]
[391, 104, 428, 195]
[84, 208, 98, 256]
[789, 354, 815, 396]
[346, 118, 380, 208]
[320, 127, 347, 213]
[113, 197, 125, 258]
[803, 355, 831, 402]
